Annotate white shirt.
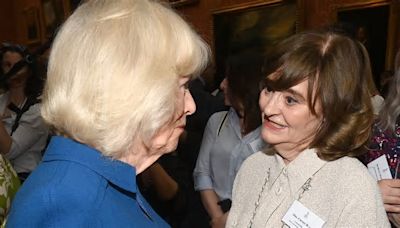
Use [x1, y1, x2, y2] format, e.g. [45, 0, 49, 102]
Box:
[193, 108, 264, 200]
[0, 92, 48, 173]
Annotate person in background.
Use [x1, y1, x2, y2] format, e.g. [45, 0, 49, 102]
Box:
[0, 43, 48, 182]
[360, 43, 385, 115]
[179, 64, 227, 172]
[170, 63, 227, 228]
[193, 53, 264, 228]
[330, 23, 384, 115]
[360, 50, 400, 227]
[0, 155, 20, 223]
[226, 30, 389, 227]
[379, 70, 394, 98]
[138, 156, 190, 228]
[6, 0, 209, 226]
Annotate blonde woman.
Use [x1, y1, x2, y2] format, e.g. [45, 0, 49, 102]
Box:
[7, 0, 209, 226]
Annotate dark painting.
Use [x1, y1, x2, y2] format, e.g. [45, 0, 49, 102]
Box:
[338, 5, 389, 91]
[213, 0, 298, 84]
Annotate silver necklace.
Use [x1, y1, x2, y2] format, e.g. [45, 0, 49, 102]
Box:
[247, 168, 271, 228]
[246, 163, 327, 228]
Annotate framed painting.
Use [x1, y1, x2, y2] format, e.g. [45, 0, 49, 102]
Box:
[212, 0, 301, 84]
[23, 7, 41, 45]
[41, 0, 69, 38]
[336, 1, 399, 92]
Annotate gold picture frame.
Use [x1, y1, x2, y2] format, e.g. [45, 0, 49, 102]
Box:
[168, 0, 198, 7]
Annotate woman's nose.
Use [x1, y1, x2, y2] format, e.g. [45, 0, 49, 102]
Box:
[260, 90, 280, 116]
[184, 89, 196, 115]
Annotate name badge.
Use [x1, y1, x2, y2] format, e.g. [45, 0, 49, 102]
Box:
[367, 154, 392, 181]
[282, 200, 325, 228]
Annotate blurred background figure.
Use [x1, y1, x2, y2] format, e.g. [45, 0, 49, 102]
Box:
[359, 43, 385, 115]
[6, 0, 209, 226]
[193, 53, 264, 228]
[178, 63, 227, 173]
[360, 49, 400, 227]
[379, 70, 394, 98]
[138, 157, 189, 227]
[0, 43, 48, 182]
[0, 155, 20, 223]
[328, 23, 384, 115]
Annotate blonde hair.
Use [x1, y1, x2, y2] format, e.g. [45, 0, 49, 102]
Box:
[42, 0, 209, 158]
[378, 50, 400, 133]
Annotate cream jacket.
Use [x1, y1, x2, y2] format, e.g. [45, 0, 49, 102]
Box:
[226, 149, 390, 228]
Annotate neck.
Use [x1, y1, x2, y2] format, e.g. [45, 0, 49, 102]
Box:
[8, 87, 26, 106]
[274, 143, 309, 165]
[118, 140, 161, 175]
[279, 152, 298, 165]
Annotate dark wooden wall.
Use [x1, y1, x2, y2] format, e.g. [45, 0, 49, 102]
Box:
[1, 0, 398, 69]
[178, 0, 399, 69]
[0, 0, 70, 47]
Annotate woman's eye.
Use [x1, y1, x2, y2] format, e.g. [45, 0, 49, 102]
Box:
[180, 81, 189, 90]
[285, 96, 298, 105]
[263, 85, 273, 93]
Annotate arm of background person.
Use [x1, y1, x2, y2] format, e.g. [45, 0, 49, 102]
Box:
[140, 162, 179, 201]
[193, 113, 223, 219]
[3, 105, 48, 160]
[210, 211, 228, 228]
[200, 189, 224, 220]
[0, 121, 12, 154]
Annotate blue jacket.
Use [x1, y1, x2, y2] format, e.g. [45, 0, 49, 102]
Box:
[6, 136, 169, 227]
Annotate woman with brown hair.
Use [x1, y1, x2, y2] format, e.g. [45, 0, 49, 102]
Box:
[226, 30, 389, 227]
[193, 53, 265, 227]
[0, 43, 48, 181]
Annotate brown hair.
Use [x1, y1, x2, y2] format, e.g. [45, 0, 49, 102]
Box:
[261, 30, 373, 161]
[225, 53, 263, 134]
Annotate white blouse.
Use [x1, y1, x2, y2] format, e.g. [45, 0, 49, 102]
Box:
[0, 92, 48, 173]
[193, 108, 264, 200]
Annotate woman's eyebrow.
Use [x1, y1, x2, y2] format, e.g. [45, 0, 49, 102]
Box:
[285, 88, 306, 101]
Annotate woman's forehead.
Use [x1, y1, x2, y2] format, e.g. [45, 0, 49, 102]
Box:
[3, 51, 23, 63]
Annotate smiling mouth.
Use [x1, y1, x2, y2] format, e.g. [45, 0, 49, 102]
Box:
[264, 115, 286, 129]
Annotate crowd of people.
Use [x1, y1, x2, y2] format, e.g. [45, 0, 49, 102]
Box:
[0, 0, 399, 227]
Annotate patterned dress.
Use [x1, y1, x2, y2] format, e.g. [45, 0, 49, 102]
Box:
[0, 155, 20, 224]
[361, 120, 400, 178]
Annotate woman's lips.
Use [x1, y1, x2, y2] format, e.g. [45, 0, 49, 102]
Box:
[263, 116, 286, 130]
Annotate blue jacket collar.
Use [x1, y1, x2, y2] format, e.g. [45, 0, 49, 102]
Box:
[43, 136, 138, 194]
